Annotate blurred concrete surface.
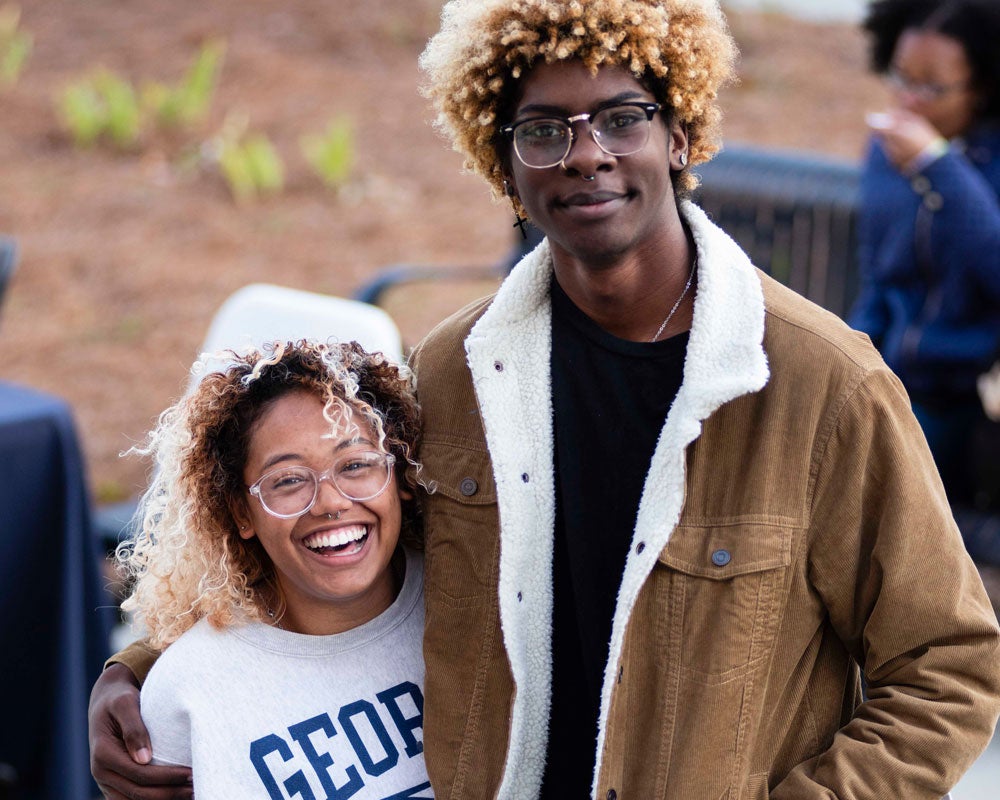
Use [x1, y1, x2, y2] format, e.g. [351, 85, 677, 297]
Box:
[953, 724, 1000, 799]
[722, 0, 866, 23]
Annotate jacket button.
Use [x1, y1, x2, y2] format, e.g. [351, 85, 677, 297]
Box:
[607, 790, 617, 800]
[494, 361, 504, 372]
[636, 541, 645, 554]
[910, 175, 931, 194]
[711, 548, 731, 567]
[459, 477, 478, 496]
[521, 472, 530, 483]
[923, 191, 943, 211]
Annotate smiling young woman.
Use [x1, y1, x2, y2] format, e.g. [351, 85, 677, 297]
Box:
[97, 340, 431, 798]
[235, 389, 408, 635]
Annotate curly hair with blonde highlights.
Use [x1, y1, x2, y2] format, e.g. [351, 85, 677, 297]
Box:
[419, 0, 737, 209]
[117, 340, 422, 651]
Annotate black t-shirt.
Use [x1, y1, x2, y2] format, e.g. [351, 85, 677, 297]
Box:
[540, 277, 688, 797]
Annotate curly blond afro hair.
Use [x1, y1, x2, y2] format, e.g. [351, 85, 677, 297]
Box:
[420, 0, 737, 206]
[117, 340, 422, 650]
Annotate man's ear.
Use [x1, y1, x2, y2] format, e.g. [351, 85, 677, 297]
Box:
[668, 120, 690, 171]
[503, 173, 519, 199]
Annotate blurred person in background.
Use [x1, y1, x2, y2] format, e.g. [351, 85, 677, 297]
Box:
[848, 0, 1000, 567]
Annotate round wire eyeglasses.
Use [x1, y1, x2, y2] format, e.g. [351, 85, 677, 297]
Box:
[247, 451, 396, 519]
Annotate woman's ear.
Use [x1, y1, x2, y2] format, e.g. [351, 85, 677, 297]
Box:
[231, 499, 255, 540]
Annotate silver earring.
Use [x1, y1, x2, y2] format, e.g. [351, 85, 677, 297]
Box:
[679, 151, 688, 167]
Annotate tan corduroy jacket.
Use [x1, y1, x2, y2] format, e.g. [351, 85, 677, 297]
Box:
[408, 201, 1000, 799]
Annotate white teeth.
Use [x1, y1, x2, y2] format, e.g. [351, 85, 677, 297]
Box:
[303, 525, 367, 551]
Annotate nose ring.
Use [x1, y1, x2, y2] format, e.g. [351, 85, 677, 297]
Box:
[582, 175, 596, 181]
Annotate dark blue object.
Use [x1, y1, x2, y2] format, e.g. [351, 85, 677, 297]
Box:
[848, 128, 1000, 399]
[0, 381, 114, 800]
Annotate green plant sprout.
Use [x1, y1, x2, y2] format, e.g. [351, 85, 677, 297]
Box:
[59, 81, 104, 146]
[59, 69, 142, 149]
[300, 116, 355, 191]
[143, 38, 226, 129]
[0, 3, 32, 87]
[96, 70, 141, 147]
[215, 113, 284, 204]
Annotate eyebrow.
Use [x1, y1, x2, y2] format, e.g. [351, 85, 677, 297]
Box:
[257, 436, 376, 473]
[515, 90, 651, 119]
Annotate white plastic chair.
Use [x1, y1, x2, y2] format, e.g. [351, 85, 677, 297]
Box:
[194, 283, 405, 381]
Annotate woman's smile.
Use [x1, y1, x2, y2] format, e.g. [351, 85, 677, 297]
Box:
[301, 523, 370, 556]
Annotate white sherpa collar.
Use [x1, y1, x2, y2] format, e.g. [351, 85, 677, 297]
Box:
[464, 200, 769, 799]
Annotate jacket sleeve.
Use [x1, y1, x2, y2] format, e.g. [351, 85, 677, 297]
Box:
[105, 638, 160, 684]
[770, 367, 1000, 799]
[919, 148, 1000, 302]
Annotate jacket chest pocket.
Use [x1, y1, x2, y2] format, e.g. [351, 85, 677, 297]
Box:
[419, 438, 499, 604]
[657, 523, 793, 680]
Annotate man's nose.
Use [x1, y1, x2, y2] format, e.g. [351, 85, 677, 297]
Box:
[561, 123, 613, 175]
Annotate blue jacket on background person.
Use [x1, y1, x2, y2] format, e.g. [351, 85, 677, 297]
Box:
[849, 124, 1000, 401]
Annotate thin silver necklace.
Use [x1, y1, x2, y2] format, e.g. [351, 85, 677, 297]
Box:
[649, 256, 697, 343]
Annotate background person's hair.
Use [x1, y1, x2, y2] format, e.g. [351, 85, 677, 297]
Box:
[419, 0, 737, 212]
[117, 339, 422, 650]
[864, 0, 1000, 121]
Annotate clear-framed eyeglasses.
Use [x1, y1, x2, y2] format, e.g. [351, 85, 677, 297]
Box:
[886, 69, 969, 102]
[247, 451, 397, 519]
[500, 102, 662, 169]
